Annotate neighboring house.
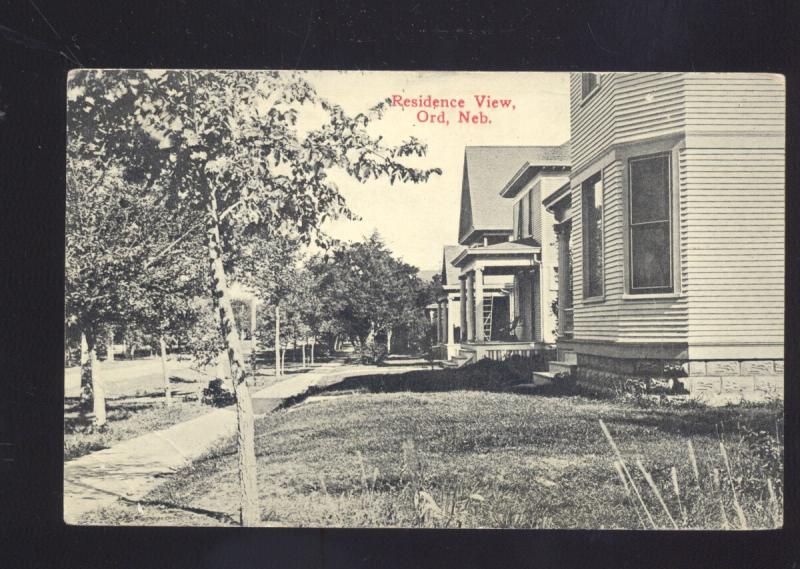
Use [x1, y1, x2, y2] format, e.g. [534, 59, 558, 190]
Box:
[539, 72, 784, 399]
[442, 145, 570, 366]
[433, 245, 465, 359]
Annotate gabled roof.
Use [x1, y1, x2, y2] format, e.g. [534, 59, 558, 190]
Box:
[441, 245, 466, 286]
[458, 145, 569, 244]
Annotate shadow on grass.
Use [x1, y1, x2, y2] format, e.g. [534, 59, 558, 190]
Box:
[169, 376, 198, 384]
[604, 400, 783, 438]
[117, 496, 238, 525]
[64, 399, 161, 434]
[276, 359, 590, 410]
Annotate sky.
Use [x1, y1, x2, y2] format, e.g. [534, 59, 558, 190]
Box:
[303, 71, 571, 272]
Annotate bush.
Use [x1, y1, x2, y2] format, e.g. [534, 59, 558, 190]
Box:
[201, 378, 235, 407]
[360, 341, 388, 365]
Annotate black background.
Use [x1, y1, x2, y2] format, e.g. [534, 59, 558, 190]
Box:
[0, 0, 798, 567]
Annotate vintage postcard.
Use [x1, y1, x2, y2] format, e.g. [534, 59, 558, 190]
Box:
[65, 70, 784, 528]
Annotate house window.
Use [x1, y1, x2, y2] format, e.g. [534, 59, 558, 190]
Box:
[582, 172, 604, 298]
[581, 73, 600, 100]
[521, 193, 531, 237]
[628, 153, 673, 293]
[512, 201, 520, 240]
[517, 199, 524, 239]
[527, 192, 535, 236]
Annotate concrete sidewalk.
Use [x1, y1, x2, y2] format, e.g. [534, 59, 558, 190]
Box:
[64, 406, 238, 524]
[64, 360, 428, 524]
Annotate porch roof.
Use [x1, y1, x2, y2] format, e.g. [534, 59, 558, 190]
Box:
[452, 239, 541, 268]
[542, 180, 572, 212]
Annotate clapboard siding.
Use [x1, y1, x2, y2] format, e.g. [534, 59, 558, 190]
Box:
[568, 72, 784, 356]
[570, 159, 688, 342]
[570, 74, 617, 174]
[682, 146, 785, 351]
[683, 74, 785, 135]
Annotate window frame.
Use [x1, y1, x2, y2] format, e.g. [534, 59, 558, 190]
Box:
[581, 171, 605, 301]
[627, 152, 674, 295]
[580, 73, 601, 103]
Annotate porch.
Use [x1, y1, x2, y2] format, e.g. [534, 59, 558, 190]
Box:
[446, 240, 547, 365]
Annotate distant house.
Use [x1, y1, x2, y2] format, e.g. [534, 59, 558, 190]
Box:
[539, 73, 784, 398]
[439, 145, 570, 365]
[433, 245, 465, 359]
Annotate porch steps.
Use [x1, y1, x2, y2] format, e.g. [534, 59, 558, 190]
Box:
[443, 346, 477, 369]
[548, 361, 577, 375]
[530, 351, 577, 386]
[561, 351, 577, 365]
[531, 371, 557, 386]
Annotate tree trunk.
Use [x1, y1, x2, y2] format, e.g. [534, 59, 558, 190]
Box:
[274, 304, 281, 378]
[310, 337, 315, 365]
[281, 345, 287, 375]
[302, 338, 306, 367]
[79, 331, 93, 407]
[92, 339, 107, 427]
[207, 195, 260, 527]
[250, 299, 257, 379]
[293, 338, 297, 363]
[160, 335, 171, 406]
[387, 329, 393, 355]
[105, 330, 115, 364]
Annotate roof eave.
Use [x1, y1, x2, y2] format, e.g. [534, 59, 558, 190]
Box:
[499, 162, 533, 198]
[500, 164, 571, 198]
[452, 245, 543, 268]
[459, 227, 513, 245]
[543, 181, 572, 212]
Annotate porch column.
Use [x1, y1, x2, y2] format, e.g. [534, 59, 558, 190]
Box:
[508, 276, 516, 329]
[530, 268, 541, 342]
[459, 277, 467, 343]
[447, 296, 456, 344]
[554, 222, 570, 338]
[473, 267, 484, 342]
[465, 273, 475, 342]
[439, 301, 446, 343]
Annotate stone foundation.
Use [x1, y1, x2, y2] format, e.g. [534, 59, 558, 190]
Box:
[574, 353, 784, 404]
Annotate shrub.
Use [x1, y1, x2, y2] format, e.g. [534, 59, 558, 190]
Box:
[201, 378, 235, 407]
[359, 341, 388, 365]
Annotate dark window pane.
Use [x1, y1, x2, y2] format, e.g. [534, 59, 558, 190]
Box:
[521, 194, 530, 237]
[581, 73, 599, 98]
[631, 223, 671, 290]
[630, 155, 670, 224]
[582, 174, 603, 297]
[513, 202, 519, 239]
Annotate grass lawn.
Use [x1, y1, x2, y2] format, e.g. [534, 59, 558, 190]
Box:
[81, 370, 783, 529]
[64, 358, 300, 461]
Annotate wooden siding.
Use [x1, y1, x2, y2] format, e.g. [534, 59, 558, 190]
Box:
[570, 160, 689, 343]
[682, 146, 784, 357]
[571, 72, 687, 174]
[570, 74, 617, 175]
[569, 72, 784, 358]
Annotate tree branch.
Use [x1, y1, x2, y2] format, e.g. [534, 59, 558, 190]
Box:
[144, 218, 205, 269]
